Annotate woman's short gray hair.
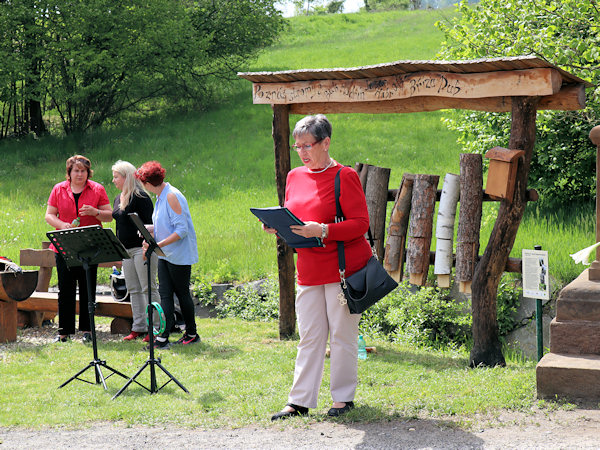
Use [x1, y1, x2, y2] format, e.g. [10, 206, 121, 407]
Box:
[292, 114, 332, 141]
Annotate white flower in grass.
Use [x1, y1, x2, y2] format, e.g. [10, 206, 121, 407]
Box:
[570, 242, 600, 265]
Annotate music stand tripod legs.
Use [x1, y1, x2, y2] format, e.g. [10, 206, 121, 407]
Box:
[112, 240, 188, 399]
[59, 259, 130, 390]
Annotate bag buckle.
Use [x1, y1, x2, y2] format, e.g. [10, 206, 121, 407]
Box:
[339, 269, 347, 289]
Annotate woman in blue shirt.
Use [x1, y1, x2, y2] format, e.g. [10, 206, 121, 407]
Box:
[135, 161, 199, 349]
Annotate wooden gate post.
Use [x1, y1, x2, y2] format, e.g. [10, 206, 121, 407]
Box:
[272, 104, 296, 339]
[470, 96, 539, 367]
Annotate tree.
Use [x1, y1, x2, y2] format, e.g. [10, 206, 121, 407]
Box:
[437, 0, 600, 207]
[0, 0, 48, 137]
[436, 0, 599, 366]
[291, 0, 345, 15]
[0, 0, 285, 136]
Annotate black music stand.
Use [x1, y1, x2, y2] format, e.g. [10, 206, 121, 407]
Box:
[112, 213, 188, 399]
[47, 225, 131, 390]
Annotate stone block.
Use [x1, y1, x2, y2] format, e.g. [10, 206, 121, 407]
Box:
[550, 318, 600, 355]
[555, 269, 600, 322]
[537, 352, 600, 400]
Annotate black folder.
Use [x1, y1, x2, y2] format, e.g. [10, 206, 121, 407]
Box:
[250, 206, 323, 248]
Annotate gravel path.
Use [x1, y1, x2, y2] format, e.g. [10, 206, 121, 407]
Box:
[2, 324, 600, 449]
[2, 408, 600, 450]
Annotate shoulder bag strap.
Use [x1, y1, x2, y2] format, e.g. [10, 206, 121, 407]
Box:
[335, 168, 375, 286]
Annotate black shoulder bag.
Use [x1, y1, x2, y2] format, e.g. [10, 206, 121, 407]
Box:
[335, 169, 398, 314]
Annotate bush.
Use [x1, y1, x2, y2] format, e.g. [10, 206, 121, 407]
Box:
[496, 274, 522, 337]
[215, 277, 279, 322]
[360, 281, 472, 348]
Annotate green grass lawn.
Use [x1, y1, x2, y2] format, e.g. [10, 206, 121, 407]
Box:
[0, 318, 540, 428]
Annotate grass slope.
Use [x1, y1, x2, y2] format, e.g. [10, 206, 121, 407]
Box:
[0, 8, 592, 287]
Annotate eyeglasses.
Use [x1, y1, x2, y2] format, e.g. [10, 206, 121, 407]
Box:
[292, 139, 323, 152]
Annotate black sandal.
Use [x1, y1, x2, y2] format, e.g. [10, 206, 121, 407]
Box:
[327, 401, 354, 417]
[271, 403, 309, 421]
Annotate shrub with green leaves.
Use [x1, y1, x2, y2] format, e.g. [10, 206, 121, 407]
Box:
[215, 277, 279, 322]
[360, 281, 472, 348]
[496, 274, 522, 338]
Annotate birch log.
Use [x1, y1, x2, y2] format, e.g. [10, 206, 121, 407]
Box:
[434, 173, 460, 288]
[406, 174, 439, 286]
[456, 154, 483, 294]
[364, 165, 391, 262]
[384, 174, 415, 282]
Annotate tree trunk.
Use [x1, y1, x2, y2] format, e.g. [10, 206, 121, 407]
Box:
[28, 99, 46, 136]
[456, 154, 483, 293]
[434, 173, 460, 287]
[384, 174, 414, 282]
[406, 174, 439, 285]
[364, 165, 391, 262]
[272, 104, 295, 339]
[470, 96, 539, 367]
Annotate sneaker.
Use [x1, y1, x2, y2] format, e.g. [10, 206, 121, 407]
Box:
[123, 331, 144, 341]
[145, 338, 170, 350]
[82, 332, 93, 343]
[175, 333, 200, 345]
[53, 335, 69, 343]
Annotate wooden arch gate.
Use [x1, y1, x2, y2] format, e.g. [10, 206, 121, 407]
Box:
[238, 56, 589, 367]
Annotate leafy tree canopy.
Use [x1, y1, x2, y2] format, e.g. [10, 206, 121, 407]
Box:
[437, 0, 600, 207]
[0, 0, 285, 136]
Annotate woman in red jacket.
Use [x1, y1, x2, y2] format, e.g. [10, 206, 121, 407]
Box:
[268, 114, 372, 420]
[45, 155, 112, 343]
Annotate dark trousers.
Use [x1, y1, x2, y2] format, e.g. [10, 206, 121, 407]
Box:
[55, 252, 97, 335]
[157, 259, 197, 339]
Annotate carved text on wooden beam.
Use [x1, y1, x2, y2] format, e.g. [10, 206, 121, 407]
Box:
[252, 68, 562, 105]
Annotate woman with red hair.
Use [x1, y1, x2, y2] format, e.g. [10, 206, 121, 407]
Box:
[136, 161, 199, 349]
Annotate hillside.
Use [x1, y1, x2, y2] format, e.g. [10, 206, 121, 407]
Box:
[0, 8, 590, 285]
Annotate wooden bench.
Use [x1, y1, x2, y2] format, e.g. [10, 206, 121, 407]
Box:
[0, 243, 131, 341]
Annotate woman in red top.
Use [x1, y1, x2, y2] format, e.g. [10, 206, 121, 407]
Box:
[45, 155, 112, 343]
[268, 114, 372, 420]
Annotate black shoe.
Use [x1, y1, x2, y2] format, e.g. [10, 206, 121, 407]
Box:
[174, 333, 200, 345]
[271, 403, 309, 421]
[145, 338, 170, 350]
[327, 401, 354, 417]
[82, 332, 92, 343]
[53, 335, 69, 343]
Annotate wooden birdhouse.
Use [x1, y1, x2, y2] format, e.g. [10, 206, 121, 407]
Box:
[484, 147, 524, 201]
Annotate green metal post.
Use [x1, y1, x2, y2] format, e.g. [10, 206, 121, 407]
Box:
[534, 245, 543, 361]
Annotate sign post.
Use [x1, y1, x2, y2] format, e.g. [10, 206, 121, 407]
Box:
[522, 246, 550, 361]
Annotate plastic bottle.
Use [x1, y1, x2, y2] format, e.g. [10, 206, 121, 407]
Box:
[358, 335, 367, 360]
[71, 216, 80, 227]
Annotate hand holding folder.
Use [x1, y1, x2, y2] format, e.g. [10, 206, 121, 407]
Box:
[251, 207, 324, 248]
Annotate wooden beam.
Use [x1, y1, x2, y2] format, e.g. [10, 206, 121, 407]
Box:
[253, 68, 562, 105]
[288, 84, 585, 115]
[17, 291, 132, 318]
[272, 104, 296, 340]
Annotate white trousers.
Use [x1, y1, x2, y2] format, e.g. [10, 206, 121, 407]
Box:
[288, 282, 361, 409]
[122, 247, 161, 332]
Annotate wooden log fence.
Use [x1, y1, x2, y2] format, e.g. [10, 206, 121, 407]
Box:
[456, 154, 484, 293]
[406, 174, 439, 286]
[384, 174, 414, 282]
[434, 173, 460, 288]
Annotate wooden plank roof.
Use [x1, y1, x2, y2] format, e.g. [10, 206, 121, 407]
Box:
[238, 55, 591, 87]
